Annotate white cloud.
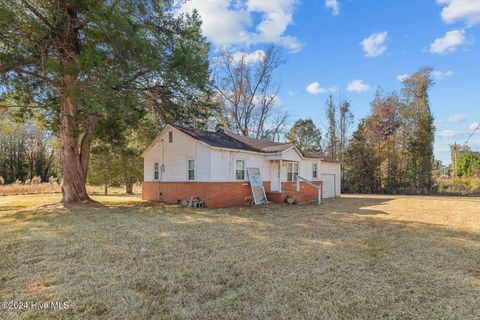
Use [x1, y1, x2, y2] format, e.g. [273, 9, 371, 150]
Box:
[429, 29, 466, 54]
[179, 0, 301, 51]
[397, 73, 409, 82]
[439, 129, 461, 138]
[469, 122, 480, 131]
[305, 82, 337, 95]
[346, 80, 370, 93]
[438, 123, 480, 139]
[437, 0, 480, 26]
[432, 70, 454, 79]
[306, 82, 325, 95]
[447, 113, 466, 123]
[361, 31, 388, 57]
[232, 50, 266, 64]
[325, 0, 340, 16]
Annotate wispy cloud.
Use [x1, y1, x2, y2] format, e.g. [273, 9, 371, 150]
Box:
[439, 129, 463, 138]
[361, 31, 388, 57]
[438, 123, 480, 139]
[325, 0, 340, 16]
[346, 80, 370, 93]
[446, 113, 466, 123]
[397, 74, 409, 82]
[469, 122, 480, 130]
[432, 70, 454, 79]
[430, 29, 466, 54]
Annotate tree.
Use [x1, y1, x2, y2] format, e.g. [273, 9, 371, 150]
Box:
[0, 116, 60, 183]
[325, 95, 338, 160]
[339, 100, 354, 163]
[402, 68, 435, 191]
[366, 91, 401, 192]
[0, 1, 212, 202]
[343, 121, 381, 193]
[88, 123, 147, 195]
[456, 148, 480, 177]
[214, 45, 288, 139]
[287, 119, 322, 152]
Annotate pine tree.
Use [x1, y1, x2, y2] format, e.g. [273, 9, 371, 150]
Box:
[325, 95, 338, 160]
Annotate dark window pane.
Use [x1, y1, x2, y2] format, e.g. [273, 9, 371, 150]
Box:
[236, 170, 245, 180]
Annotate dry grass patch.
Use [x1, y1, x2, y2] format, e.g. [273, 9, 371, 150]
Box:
[0, 194, 479, 319]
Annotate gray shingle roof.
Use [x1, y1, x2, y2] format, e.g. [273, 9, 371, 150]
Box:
[226, 133, 289, 151]
[173, 125, 333, 161]
[173, 125, 291, 153]
[173, 125, 260, 152]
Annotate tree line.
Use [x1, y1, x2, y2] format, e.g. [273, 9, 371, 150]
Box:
[343, 68, 435, 194]
[0, 117, 60, 184]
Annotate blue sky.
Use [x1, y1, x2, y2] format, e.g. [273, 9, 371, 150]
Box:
[180, 0, 480, 164]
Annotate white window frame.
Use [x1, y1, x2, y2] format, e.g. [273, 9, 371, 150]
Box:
[235, 159, 246, 180]
[312, 163, 318, 179]
[286, 162, 298, 182]
[187, 158, 195, 181]
[154, 162, 159, 180]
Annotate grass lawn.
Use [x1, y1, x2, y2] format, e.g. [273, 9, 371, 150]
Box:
[0, 194, 479, 319]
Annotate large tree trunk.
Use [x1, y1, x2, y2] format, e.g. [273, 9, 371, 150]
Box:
[59, 78, 96, 203]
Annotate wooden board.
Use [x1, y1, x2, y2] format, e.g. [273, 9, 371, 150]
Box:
[247, 167, 268, 205]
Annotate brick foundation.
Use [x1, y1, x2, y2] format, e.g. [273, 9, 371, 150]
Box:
[142, 180, 322, 208]
[266, 181, 323, 204]
[142, 181, 271, 208]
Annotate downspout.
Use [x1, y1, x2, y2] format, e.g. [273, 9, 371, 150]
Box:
[160, 139, 164, 182]
[278, 160, 282, 192]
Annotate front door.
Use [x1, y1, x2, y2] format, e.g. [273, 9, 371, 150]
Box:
[270, 161, 280, 191]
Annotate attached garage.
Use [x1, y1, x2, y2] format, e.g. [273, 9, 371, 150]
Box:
[320, 174, 336, 198]
[319, 159, 341, 198]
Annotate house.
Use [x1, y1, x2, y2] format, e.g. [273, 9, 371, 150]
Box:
[142, 124, 341, 208]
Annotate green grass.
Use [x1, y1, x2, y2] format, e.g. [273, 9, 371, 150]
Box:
[0, 194, 479, 319]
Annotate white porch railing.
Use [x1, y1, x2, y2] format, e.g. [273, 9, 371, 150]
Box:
[296, 176, 322, 204]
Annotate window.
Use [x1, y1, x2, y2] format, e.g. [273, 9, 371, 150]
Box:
[154, 163, 159, 180]
[312, 163, 318, 179]
[168, 131, 173, 143]
[187, 159, 195, 180]
[286, 162, 299, 182]
[236, 160, 245, 180]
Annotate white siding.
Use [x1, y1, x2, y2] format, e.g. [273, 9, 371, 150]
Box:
[143, 128, 211, 182]
[210, 150, 272, 181]
[319, 161, 341, 197]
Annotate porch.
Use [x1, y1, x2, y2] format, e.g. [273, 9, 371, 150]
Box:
[266, 180, 323, 205]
